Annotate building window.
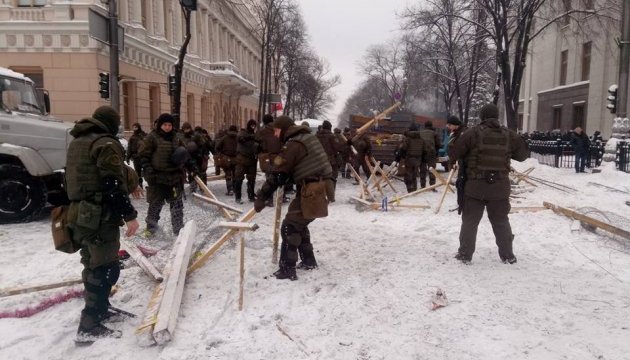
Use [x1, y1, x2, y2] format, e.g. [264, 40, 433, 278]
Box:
[573, 104, 585, 128]
[581, 42, 591, 81]
[560, 50, 568, 86]
[149, 85, 160, 122]
[17, 0, 46, 7]
[122, 82, 136, 130]
[187, 93, 195, 124]
[553, 107, 562, 130]
[561, 0, 572, 26]
[584, 0, 595, 10]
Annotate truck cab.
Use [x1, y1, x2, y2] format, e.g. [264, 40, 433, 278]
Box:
[0, 67, 73, 223]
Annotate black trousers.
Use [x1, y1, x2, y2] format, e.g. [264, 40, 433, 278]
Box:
[458, 196, 514, 260]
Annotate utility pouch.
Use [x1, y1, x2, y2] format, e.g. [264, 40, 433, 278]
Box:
[397, 161, 407, 176]
[76, 199, 102, 230]
[484, 171, 498, 184]
[300, 180, 329, 219]
[51, 205, 79, 253]
[258, 153, 271, 172]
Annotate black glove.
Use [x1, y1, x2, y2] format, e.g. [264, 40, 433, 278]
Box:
[346, 139, 353, 146]
[254, 197, 266, 212]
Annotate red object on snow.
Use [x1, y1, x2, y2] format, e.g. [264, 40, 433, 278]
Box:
[0, 288, 84, 319]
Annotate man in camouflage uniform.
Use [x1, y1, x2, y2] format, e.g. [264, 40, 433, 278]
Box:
[418, 120, 442, 188]
[450, 104, 529, 264]
[350, 131, 372, 181]
[215, 125, 238, 196]
[255, 114, 284, 206]
[316, 120, 344, 201]
[126, 122, 147, 188]
[254, 116, 333, 281]
[234, 119, 259, 204]
[139, 113, 186, 236]
[396, 123, 427, 193]
[65, 106, 140, 343]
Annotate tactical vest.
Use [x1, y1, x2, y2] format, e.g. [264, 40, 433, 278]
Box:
[290, 133, 333, 182]
[66, 133, 119, 201]
[150, 133, 180, 172]
[405, 132, 425, 158]
[419, 129, 436, 151]
[466, 125, 510, 178]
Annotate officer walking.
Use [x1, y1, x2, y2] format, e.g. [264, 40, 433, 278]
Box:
[396, 123, 427, 193]
[65, 106, 140, 343]
[450, 104, 529, 264]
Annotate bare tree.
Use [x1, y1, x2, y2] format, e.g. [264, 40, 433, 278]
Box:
[291, 54, 340, 119]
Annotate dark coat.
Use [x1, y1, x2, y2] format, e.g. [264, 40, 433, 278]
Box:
[571, 132, 590, 154]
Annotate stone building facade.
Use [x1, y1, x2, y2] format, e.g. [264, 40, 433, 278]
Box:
[0, 0, 261, 136]
[519, 5, 626, 138]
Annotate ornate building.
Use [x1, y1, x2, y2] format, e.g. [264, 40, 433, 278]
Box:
[0, 0, 261, 135]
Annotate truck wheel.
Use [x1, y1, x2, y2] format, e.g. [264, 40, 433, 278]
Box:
[0, 165, 46, 223]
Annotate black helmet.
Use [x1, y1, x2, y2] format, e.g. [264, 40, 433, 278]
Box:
[171, 146, 190, 167]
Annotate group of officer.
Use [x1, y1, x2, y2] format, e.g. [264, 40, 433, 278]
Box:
[64, 102, 528, 343]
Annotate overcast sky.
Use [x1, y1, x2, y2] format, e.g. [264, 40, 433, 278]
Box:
[299, 0, 413, 123]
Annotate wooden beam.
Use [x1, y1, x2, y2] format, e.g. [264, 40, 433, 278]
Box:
[392, 204, 430, 209]
[429, 167, 455, 193]
[510, 206, 548, 213]
[193, 193, 244, 214]
[239, 235, 245, 311]
[434, 168, 457, 214]
[543, 202, 630, 240]
[194, 175, 234, 220]
[120, 239, 164, 282]
[351, 102, 401, 142]
[187, 208, 257, 275]
[0, 279, 82, 298]
[153, 220, 197, 345]
[206, 174, 225, 182]
[218, 221, 259, 231]
[272, 189, 283, 264]
[387, 183, 442, 204]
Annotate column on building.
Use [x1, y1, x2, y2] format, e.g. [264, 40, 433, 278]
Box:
[201, 9, 210, 61]
[154, 0, 165, 39]
[128, 0, 142, 28]
[173, 1, 182, 45]
[213, 18, 220, 62]
[189, 9, 197, 55]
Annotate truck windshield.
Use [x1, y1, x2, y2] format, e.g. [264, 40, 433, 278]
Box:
[0, 76, 44, 115]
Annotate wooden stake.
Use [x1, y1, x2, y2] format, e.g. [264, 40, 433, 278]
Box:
[120, 239, 164, 282]
[0, 279, 82, 298]
[434, 168, 457, 214]
[153, 220, 197, 345]
[346, 163, 375, 201]
[392, 204, 430, 209]
[543, 202, 630, 240]
[272, 189, 283, 264]
[205, 174, 225, 182]
[218, 221, 259, 231]
[351, 102, 401, 142]
[187, 208, 257, 275]
[193, 193, 244, 214]
[429, 167, 455, 193]
[510, 206, 548, 213]
[387, 183, 442, 204]
[194, 175, 234, 220]
[239, 235, 245, 311]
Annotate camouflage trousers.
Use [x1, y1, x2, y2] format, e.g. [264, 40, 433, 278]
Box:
[279, 189, 315, 270]
[146, 183, 184, 235]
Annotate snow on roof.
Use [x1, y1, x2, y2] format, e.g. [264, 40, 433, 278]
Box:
[0, 67, 33, 83]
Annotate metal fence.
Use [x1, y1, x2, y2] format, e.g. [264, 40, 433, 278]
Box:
[527, 140, 605, 169]
[617, 141, 630, 173]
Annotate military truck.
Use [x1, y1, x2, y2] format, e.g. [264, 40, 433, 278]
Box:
[0, 67, 73, 223]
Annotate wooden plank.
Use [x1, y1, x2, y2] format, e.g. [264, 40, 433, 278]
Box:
[271, 189, 283, 264]
[346, 162, 375, 201]
[187, 208, 257, 275]
[429, 167, 455, 193]
[193, 193, 244, 214]
[510, 206, 548, 213]
[387, 183, 442, 204]
[0, 279, 82, 298]
[153, 220, 197, 345]
[543, 202, 630, 240]
[206, 174, 225, 182]
[136, 281, 164, 347]
[239, 235, 245, 311]
[434, 168, 457, 214]
[391, 204, 430, 209]
[194, 175, 234, 220]
[218, 221, 259, 231]
[120, 239, 164, 282]
[351, 102, 401, 142]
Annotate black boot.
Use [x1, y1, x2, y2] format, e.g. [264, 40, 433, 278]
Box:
[234, 180, 243, 204]
[76, 323, 122, 345]
[273, 266, 297, 280]
[247, 181, 256, 202]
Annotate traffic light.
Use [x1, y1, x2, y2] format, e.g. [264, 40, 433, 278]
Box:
[168, 75, 178, 96]
[606, 84, 618, 114]
[99, 72, 110, 99]
[180, 0, 197, 10]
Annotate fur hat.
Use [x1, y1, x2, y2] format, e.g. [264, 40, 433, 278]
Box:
[322, 120, 332, 130]
[228, 125, 238, 132]
[262, 114, 274, 124]
[446, 115, 462, 126]
[181, 122, 192, 130]
[156, 113, 175, 128]
[92, 105, 120, 135]
[273, 115, 295, 131]
[247, 119, 257, 128]
[479, 104, 499, 120]
[334, 127, 341, 134]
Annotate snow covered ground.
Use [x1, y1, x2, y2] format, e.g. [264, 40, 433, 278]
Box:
[1, 159, 630, 360]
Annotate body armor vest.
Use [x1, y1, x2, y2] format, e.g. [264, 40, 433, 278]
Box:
[66, 133, 118, 201]
[290, 133, 333, 182]
[150, 134, 180, 172]
[466, 125, 510, 178]
[419, 129, 436, 151]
